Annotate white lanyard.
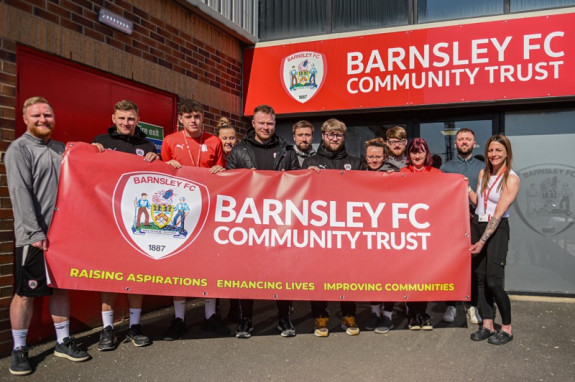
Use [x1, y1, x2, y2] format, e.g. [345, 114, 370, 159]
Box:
[182, 130, 204, 167]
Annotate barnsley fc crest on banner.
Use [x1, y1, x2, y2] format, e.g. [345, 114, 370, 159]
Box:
[282, 51, 326, 104]
[112, 172, 210, 260]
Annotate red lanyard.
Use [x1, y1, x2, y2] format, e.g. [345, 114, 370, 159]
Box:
[483, 168, 506, 212]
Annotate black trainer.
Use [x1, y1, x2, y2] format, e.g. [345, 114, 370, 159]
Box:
[202, 314, 231, 336]
[421, 313, 433, 331]
[470, 326, 495, 341]
[54, 337, 90, 362]
[125, 324, 152, 347]
[364, 314, 382, 331]
[488, 329, 513, 345]
[9, 347, 32, 376]
[164, 318, 187, 341]
[277, 316, 296, 337]
[407, 315, 422, 330]
[235, 318, 253, 339]
[98, 325, 116, 351]
[375, 315, 394, 334]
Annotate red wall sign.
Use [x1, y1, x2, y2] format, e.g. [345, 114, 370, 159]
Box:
[46, 143, 471, 302]
[243, 12, 575, 115]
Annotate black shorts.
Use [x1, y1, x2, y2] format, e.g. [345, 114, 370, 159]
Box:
[14, 245, 53, 297]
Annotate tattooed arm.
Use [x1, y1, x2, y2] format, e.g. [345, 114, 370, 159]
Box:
[470, 173, 520, 254]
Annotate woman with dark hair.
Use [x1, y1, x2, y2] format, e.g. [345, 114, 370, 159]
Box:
[468, 135, 519, 345]
[400, 137, 441, 174]
[400, 137, 439, 330]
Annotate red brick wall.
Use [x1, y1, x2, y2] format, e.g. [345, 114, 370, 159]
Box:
[0, 0, 251, 355]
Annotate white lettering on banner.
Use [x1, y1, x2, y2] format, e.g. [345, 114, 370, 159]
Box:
[213, 227, 430, 251]
[213, 195, 432, 251]
[346, 31, 565, 95]
[347, 37, 515, 74]
[524, 32, 564, 59]
[484, 61, 563, 83]
[214, 196, 426, 228]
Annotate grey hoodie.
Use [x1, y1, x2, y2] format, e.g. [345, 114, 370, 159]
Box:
[5, 132, 65, 247]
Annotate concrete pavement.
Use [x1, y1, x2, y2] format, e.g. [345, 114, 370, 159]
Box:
[1, 296, 574, 381]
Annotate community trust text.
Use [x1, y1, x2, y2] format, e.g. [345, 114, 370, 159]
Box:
[212, 195, 432, 251]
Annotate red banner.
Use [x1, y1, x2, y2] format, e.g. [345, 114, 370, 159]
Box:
[46, 143, 471, 302]
[243, 12, 575, 115]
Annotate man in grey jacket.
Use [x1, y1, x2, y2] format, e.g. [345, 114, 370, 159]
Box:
[5, 97, 89, 376]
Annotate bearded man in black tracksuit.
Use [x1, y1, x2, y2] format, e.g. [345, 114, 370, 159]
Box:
[92, 100, 158, 351]
[226, 104, 300, 339]
[302, 118, 362, 337]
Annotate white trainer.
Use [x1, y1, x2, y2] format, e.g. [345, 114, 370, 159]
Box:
[466, 306, 482, 324]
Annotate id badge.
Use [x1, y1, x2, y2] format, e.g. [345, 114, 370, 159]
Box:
[478, 213, 490, 222]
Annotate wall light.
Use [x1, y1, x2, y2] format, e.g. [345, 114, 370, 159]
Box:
[98, 8, 134, 35]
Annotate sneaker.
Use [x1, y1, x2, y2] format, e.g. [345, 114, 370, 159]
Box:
[236, 318, 253, 339]
[421, 313, 433, 330]
[54, 337, 89, 362]
[164, 318, 187, 341]
[407, 315, 421, 330]
[9, 347, 32, 376]
[488, 329, 513, 345]
[277, 316, 296, 337]
[125, 324, 152, 347]
[202, 314, 231, 336]
[442, 305, 457, 323]
[364, 314, 382, 331]
[374, 315, 393, 334]
[470, 326, 495, 341]
[314, 317, 329, 337]
[467, 306, 482, 324]
[341, 316, 360, 336]
[98, 325, 116, 351]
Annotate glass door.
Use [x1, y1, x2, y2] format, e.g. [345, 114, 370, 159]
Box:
[419, 119, 494, 167]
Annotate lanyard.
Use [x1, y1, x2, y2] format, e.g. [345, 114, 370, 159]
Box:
[483, 167, 506, 212]
[182, 130, 204, 167]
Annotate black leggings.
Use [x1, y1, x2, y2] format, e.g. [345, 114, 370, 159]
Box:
[239, 299, 291, 319]
[311, 301, 356, 318]
[471, 217, 512, 325]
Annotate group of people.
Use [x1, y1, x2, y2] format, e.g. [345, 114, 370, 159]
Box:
[5, 96, 519, 376]
[361, 126, 519, 346]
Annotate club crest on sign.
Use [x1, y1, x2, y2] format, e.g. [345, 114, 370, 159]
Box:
[514, 164, 575, 236]
[281, 51, 326, 104]
[113, 172, 210, 260]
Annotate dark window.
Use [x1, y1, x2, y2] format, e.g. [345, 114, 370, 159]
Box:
[510, 0, 575, 12]
[332, 0, 409, 32]
[258, 1, 575, 41]
[417, 0, 503, 23]
[258, 0, 328, 41]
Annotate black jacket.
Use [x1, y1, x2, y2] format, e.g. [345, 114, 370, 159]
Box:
[302, 143, 361, 170]
[93, 126, 156, 155]
[226, 128, 300, 170]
